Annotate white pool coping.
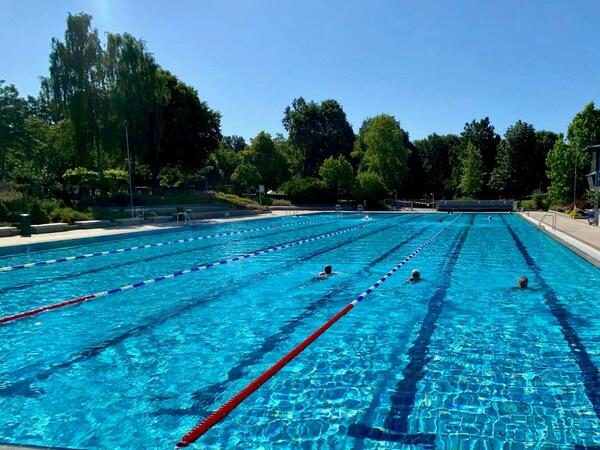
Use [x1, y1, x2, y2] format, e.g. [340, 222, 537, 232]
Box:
[519, 213, 600, 268]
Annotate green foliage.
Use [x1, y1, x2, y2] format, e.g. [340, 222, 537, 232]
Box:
[353, 171, 388, 207]
[29, 201, 50, 224]
[460, 117, 500, 193]
[355, 114, 409, 196]
[532, 190, 549, 210]
[230, 162, 261, 193]
[281, 177, 332, 204]
[459, 142, 484, 197]
[48, 207, 91, 224]
[546, 136, 573, 204]
[244, 131, 288, 189]
[213, 192, 268, 211]
[566, 102, 600, 196]
[283, 97, 355, 177]
[415, 133, 460, 198]
[318, 155, 354, 199]
[586, 188, 600, 208]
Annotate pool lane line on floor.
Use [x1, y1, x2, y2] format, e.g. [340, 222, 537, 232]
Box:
[156, 218, 428, 418]
[348, 215, 474, 446]
[502, 216, 600, 421]
[0, 216, 418, 398]
[0, 220, 383, 326]
[0, 216, 342, 295]
[174, 214, 464, 448]
[0, 216, 338, 273]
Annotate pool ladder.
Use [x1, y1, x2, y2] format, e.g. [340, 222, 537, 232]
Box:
[538, 211, 557, 230]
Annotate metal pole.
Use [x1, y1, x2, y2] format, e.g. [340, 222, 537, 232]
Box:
[124, 122, 134, 219]
[573, 151, 578, 212]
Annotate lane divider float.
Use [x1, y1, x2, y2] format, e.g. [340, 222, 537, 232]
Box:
[0, 220, 380, 326]
[174, 213, 463, 448]
[0, 216, 336, 273]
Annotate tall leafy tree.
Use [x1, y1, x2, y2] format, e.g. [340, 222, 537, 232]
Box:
[460, 117, 500, 195]
[160, 71, 221, 179]
[282, 97, 355, 176]
[244, 131, 287, 189]
[0, 82, 28, 180]
[415, 133, 460, 198]
[49, 13, 104, 168]
[566, 102, 600, 198]
[319, 155, 354, 199]
[354, 114, 410, 196]
[546, 135, 573, 203]
[222, 135, 246, 152]
[489, 140, 511, 196]
[534, 131, 559, 190]
[459, 142, 484, 197]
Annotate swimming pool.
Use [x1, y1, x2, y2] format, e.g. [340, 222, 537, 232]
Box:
[0, 213, 599, 449]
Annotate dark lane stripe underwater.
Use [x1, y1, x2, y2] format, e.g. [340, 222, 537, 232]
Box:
[349, 214, 474, 445]
[502, 216, 600, 421]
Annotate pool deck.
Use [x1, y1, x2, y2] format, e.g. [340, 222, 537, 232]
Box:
[0, 209, 324, 252]
[520, 210, 600, 267]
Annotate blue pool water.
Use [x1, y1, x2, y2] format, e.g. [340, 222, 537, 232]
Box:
[0, 213, 599, 449]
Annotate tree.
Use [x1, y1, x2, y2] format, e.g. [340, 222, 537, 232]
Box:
[460, 117, 500, 195]
[546, 135, 573, 204]
[48, 13, 104, 169]
[354, 114, 410, 196]
[319, 155, 354, 199]
[489, 140, 511, 197]
[222, 135, 246, 152]
[353, 171, 388, 207]
[244, 131, 287, 189]
[0, 82, 28, 180]
[231, 161, 260, 193]
[566, 102, 600, 199]
[282, 97, 355, 176]
[160, 71, 221, 180]
[415, 133, 460, 198]
[459, 142, 484, 197]
[534, 131, 559, 190]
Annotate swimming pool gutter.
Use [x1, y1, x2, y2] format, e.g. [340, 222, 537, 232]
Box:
[518, 213, 600, 268]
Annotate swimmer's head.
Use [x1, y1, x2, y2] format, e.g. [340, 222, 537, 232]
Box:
[518, 276, 528, 288]
[324, 265, 333, 275]
[411, 269, 421, 280]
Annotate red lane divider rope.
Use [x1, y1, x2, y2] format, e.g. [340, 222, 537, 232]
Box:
[174, 213, 463, 448]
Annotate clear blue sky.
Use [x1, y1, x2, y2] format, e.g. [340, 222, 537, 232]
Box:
[1, 0, 599, 141]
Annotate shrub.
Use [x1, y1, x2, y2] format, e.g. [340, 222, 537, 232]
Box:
[0, 202, 11, 221]
[271, 199, 291, 206]
[281, 177, 333, 204]
[48, 207, 91, 224]
[532, 190, 549, 210]
[353, 172, 388, 208]
[213, 192, 269, 211]
[29, 201, 49, 225]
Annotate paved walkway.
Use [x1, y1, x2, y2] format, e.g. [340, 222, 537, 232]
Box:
[520, 210, 600, 266]
[0, 210, 323, 252]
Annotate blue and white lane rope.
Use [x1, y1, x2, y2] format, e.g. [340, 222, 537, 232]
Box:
[175, 213, 464, 447]
[0, 216, 337, 273]
[0, 220, 379, 325]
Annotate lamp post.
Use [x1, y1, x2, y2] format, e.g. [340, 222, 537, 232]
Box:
[124, 121, 134, 219]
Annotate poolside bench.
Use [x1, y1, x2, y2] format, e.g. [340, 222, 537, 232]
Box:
[31, 223, 70, 234]
[0, 226, 18, 237]
[74, 220, 111, 229]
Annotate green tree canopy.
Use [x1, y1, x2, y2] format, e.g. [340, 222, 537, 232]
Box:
[459, 142, 484, 198]
[460, 117, 500, 194]
[353, 171, 388, 207]
[318, 155, 354, 199]
[354, 114, 410, 196]
[566, 102, 600, 197]
[231, 161, 260, 193]
[282, 97, 355, 177]
[546, 135, 574, 204]
[244, 131, 288, 190]
[415, 133, 460, 198]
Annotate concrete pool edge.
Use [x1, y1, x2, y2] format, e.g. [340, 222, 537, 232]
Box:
[518, 213, 600, 268]
[0, 210, 326, 257]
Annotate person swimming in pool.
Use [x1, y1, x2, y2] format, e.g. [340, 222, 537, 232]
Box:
[319, 265, 333, 279]
[517, 276, 528, 288]
[406, 269, 422, 283]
